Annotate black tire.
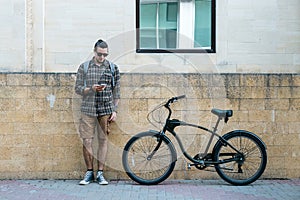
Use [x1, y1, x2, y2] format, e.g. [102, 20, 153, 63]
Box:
[122, 131, 177, 185]
[212, 130, 267, 185]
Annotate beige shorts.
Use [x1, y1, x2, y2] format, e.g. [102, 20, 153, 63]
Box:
[79, 113, 110, 139]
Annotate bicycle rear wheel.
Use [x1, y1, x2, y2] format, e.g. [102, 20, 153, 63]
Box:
[212, 130, 267, 185]
[122, 131, 177, 185]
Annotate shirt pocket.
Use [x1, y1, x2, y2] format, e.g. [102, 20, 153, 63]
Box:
[101, 95, 112, 102]
[99, 72, 112, 86]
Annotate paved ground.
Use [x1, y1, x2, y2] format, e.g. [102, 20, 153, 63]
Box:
[0, 179, 299, 200]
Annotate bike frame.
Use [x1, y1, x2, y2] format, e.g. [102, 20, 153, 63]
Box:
[149, 97, 243, 167]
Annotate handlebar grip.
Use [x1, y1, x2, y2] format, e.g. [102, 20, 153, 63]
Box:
[167, 95, 186, 105]
[176, 95, 186, 100]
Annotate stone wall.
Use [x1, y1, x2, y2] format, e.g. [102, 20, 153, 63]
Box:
[0, 73, 299, 180]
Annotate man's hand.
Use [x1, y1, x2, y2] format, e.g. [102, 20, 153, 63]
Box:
[108, 111, 117, 122]
[93, 84, 106, 92]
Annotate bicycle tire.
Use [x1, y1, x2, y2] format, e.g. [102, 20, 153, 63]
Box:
[212, 130, 267, 185]
[122, 131, 177, 185]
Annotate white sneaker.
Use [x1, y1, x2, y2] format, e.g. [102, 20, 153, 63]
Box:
[96, 171, 108, 185]
[79, 171, 94, 185]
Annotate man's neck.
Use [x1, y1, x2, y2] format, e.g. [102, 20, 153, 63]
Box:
[93, 57, 104, 66]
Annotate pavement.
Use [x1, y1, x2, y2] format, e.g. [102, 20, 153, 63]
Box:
[0, 179, 299, 200]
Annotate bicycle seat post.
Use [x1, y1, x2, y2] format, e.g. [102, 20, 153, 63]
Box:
[213, 116, 222, 133]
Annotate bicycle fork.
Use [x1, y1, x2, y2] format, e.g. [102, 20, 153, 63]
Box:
[146, 132, 164, 161]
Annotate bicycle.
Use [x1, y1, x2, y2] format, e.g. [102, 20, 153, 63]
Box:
[122, 95, 267, 186]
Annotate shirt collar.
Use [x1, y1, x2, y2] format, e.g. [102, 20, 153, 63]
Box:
[91, 57, 109, 67]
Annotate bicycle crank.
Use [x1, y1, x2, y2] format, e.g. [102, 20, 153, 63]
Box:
[191, 154, 213, 170]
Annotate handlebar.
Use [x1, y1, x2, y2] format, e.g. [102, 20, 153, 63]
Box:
[164, 95, 186, 119]
[160, 95, 185, 130]
[147, 95, 186, 129]
[176, 95, 186, 100]
[165, 95, 186, 106]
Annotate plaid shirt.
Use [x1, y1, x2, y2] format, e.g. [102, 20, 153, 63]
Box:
[75, 58, 121, 117]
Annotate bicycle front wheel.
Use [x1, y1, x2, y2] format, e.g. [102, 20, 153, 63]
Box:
[213, 130, 267, 185]
[122, 131, 177, 185]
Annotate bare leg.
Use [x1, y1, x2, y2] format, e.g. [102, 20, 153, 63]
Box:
[82, 138, 94, 170]
[96, 115, 110, 171]
[97, 138, 108, 170]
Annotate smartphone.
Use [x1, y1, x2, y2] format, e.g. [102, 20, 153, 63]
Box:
[100, 83, 107, 87]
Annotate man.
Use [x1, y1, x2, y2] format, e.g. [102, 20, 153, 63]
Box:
[75, 39, 120, 185]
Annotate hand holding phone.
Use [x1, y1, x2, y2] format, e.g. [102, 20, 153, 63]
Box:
[93, 83, 106, 92]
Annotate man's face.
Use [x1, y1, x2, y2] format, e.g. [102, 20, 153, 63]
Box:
[94, 47, 108, 64]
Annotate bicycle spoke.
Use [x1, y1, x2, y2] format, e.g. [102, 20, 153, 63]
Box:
[214, 131, 267, 185]
[123, 132, 176, 184]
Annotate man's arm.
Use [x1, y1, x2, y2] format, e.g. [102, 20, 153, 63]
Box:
[75, 64, 95, 96]
[75, 64, 86, 96]
[112, 64, 121, 100]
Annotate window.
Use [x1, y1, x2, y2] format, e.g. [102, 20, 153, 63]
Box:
[136, 0, 216, 53]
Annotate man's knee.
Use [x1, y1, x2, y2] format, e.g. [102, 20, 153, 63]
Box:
[83, 138, 93, 147]
[98, 138, 108, 146]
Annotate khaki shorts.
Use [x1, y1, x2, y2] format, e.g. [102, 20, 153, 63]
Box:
[79, 113, 110, 139]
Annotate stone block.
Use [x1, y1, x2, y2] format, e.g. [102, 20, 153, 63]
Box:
[251, 87, 266, 98]
[240, 99, 265, 110]
[231, 110, 249, 122]
[276, 110, 300, 122]
[293, 75, 300, 86]
[0, 74, 6, 86]
[240, 74, 265, 87]
[265, 87, 278, 98]
[291, 87, 300, 98]
[288, 122, 300, 134]
[239, 87, 252, 98]
[0, 123, 14, 134]
[0, 147, 12, 160]
[7, 74, 33, 86]
[0, 86, 28, 99]
[249, 110, 273, 122]
[277, 87, 292, 98]
[15, 98, 45, 111]
[28, 86, 53, 99]
[33, 110, 60, 123]
[265, 99, 290, 110]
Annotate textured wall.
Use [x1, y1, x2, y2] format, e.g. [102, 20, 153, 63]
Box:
[0, 73, 299, 180]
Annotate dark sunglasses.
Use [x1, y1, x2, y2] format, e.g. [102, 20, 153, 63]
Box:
[96, 52, 108, 57]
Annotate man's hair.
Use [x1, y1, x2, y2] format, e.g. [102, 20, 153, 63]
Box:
[94, 39, 108, 49]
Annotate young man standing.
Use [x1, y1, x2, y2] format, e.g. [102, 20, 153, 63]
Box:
[75, 39, 120, 185]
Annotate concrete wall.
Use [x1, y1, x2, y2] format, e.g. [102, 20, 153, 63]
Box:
[0, 73, 299, 180]
[0, 0, 299, 73]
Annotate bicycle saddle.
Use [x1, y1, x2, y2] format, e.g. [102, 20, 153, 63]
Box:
[211, 109, 233, 118]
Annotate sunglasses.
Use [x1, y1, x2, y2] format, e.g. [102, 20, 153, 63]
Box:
[96, 52, 109, 57]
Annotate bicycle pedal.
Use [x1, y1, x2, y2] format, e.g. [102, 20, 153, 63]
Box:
[187, 163, 192, 170]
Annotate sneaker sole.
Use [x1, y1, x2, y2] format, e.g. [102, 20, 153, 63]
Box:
[79, 181, 93, 185]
